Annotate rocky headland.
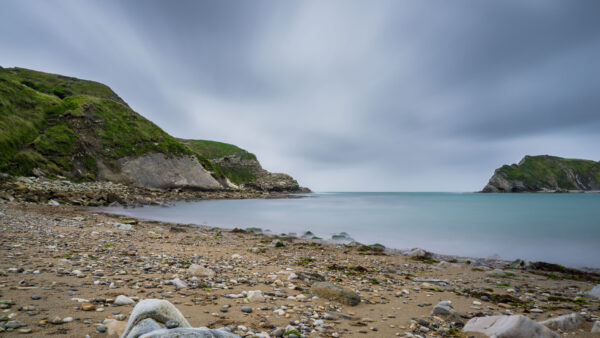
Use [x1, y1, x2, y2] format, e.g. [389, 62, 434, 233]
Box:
[0, 202, 599, 337]
[482, 155, 600, 193]
[0, 66, 308, 194]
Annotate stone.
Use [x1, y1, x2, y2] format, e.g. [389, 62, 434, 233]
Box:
[188, 264, 215, 278]
[104, 318, 128, 336]
[539, 313, 583, 331]
[586, 284, 600, 299]
[431, 301, 459, 320]
[247, 290, 265, 302]
[31, 295, 41, 300]
[241, 306, 253, 313]
[135, 327, 239, 338]
[592, 321, 600, 333]
[170, 278, 187, 290]
[82, 303, 96, 311]
[124, 318, 160, 338]
[463, 315, 559, 338]
[113, 223, 135, 231]
[310, 282, 360, 306]
[165, 320, 180, 329]
[114, 295, 135, 306]
[50, 316, 63, 324]
[121, 299, 192, 338]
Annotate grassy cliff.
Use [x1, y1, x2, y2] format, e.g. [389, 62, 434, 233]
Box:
[178, 139, 261, 185]
[483, 155, 600, 192]
[0, 66, 221, 181]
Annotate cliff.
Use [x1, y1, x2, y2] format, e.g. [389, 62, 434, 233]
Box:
[179, 139, 310, 192]
[0, 66, 306, 192]
[482, 155, 600, 192]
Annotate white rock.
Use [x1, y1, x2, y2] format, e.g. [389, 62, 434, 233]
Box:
[586, 284, 600, 299]
[539, 313, 583, 331]
[288, 272, 298, 280]
[187, 264, 215, 278]
[463, 315, 559, 338]
[231, 254, 242, 259]
[170, 278, 187, 289]
[592, 321, 600, 333]
[62, 317, 73, 322]
[114, 295, 135, 306]
[247, 290, 265, 302]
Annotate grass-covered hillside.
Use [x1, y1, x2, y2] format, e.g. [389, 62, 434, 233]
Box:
[0, 66, 221, 181]
[483, 155, 600, 192]
[179, 139, 263, 185]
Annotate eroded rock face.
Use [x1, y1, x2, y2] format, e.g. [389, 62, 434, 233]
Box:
[100, 153, 223, 190]
[463, 315, 559, 338]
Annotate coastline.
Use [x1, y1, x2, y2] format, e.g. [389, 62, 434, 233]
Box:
[1, 201, 599, 337]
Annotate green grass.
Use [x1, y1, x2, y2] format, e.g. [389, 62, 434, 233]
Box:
[0, 66, 225, 181]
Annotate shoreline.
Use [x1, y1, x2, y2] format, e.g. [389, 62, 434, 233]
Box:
[1, 201, 599, 337]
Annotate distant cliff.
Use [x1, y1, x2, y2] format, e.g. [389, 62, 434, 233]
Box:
[482, 155, 600, 192]
[179, 139, 310, 192]
[0, 66, 307, 192]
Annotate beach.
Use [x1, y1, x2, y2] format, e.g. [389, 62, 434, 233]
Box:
[0, 201, 599, 337]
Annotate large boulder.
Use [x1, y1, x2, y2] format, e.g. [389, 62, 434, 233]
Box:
[463, 315, 559, 338]
[592, 321, 600, 333]
[586, 284, 600, 299]
[539, 313, 583, 331]
[310, 282, 360, 306]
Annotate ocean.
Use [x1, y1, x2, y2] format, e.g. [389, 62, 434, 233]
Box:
[100, 192, 600, 268]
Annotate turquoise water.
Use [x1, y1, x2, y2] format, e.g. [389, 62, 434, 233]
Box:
[102, 192, 600, 268]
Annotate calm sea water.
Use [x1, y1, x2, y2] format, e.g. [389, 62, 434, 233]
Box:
[100, 192, 600, 268]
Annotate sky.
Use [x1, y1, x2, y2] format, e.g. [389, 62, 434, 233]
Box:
[1, 0, 599, 192]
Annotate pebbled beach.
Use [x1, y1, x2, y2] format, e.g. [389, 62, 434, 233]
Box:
[0, 202, 599, 337]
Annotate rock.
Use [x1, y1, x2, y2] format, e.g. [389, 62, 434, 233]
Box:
[113, 223, 135, 231]
[103, 318, 128, 336]
[134, 327, 239, 337]
[539, 313, 583, 331]
[31, 295, 41, 300]
[310, 282, 361, 306]
[97, 326, 107, 333]
[123, 318, 160, 338]
[50, 316, 63, 324]
[431, 301, 459, 319]
[170, 278, 187, 289]
[295, 271, 325, 283]
[247, 290, 265, 302]
[165, 320, 180, 329]
[586, 284, 600, 299]
[121, 299, 192, 338]
[241, 306, 253, 313]
[82, 303, 96, 311]
[114, 295, 135, 306]
[463, 315, 559, 338]
[592, 321, 600, 333]
[188, 264, 215, 278]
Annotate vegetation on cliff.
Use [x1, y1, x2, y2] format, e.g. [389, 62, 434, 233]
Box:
[482, 155, 600, 192]
[178, 139, 260, 185]
[0, 67, 220, 181]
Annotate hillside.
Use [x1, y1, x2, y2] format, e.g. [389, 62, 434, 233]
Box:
[179, 139, 308, 192]
[482, 155, 600, 192]
[0, 66, 306, 192]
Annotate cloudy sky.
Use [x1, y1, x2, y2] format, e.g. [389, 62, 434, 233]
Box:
[1, 1, 599, 191]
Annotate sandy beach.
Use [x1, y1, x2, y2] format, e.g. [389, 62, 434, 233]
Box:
[0, 201, 599, 337]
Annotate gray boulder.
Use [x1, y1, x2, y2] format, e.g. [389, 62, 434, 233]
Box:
[586, 284, 600, 299]
[592, 321, 600, 333]
[139, 327, 238, 338]
[463, 315, 559, 338]
[431, 301, 460, 320]
[310, 282, 360, 306]
[539, 313, 583, 331]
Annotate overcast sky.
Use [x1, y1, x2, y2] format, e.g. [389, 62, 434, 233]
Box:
[1, 1, 599, 191]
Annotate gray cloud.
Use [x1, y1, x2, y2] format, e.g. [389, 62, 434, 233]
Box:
[1, 0, 599, 191]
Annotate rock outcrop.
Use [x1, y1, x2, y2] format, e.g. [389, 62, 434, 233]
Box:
[0, 66, 308, 193]
[179, 139, 310, 192]
[482, 155, 600, 192]
[463, 315, 559, 338]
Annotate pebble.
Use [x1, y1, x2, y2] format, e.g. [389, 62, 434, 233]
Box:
[241, 306, 253, 313]
[165, 320, 180, 329]
[31, 295, 41, 300]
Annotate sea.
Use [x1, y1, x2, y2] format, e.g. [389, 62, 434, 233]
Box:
[100, 192, 600, 268]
